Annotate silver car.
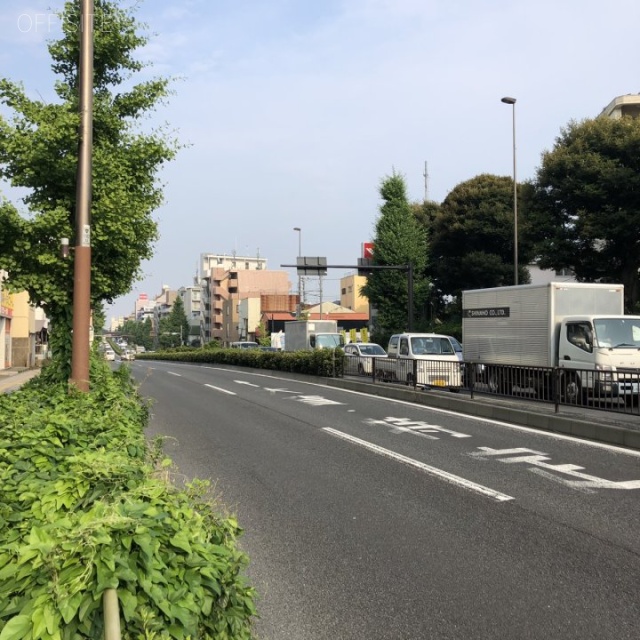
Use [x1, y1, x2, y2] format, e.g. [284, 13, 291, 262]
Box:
[343, 342, 387, 375]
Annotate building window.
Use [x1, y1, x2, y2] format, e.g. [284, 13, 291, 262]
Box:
[245, 262, 250, 270]
[341, 288, 346, 295]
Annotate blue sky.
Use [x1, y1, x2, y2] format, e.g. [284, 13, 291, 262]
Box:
[1, 0, 638, 323]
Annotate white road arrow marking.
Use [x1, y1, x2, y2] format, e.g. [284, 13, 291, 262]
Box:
[471, 447, 640, 490]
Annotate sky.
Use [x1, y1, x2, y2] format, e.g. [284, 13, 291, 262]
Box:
[1, 0, 638, 325]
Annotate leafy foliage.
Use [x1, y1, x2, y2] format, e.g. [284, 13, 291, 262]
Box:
[361, 172, 429, 341]
[158, 298, 190, 349]
[529, 116, 640, 311]
[137, 346, 344, 377]
[429, 174, 531, 304]
[0, 358, 256, 639]
[0, 0, 180, 381]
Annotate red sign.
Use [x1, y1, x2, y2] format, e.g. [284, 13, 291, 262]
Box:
[362, 242, 374, 259]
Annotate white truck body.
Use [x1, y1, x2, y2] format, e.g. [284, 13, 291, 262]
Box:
[462, 282, 640, 398]
[375, 333, 463, 391]
[283, 320, 345, 352]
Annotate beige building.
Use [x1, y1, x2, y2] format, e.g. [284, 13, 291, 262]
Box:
[600, 94, 640, 119]
[340, 274, 369, 314]
[200, 253, 292, 344]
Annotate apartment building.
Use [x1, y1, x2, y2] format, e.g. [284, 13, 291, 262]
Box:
[178, 284, 202, 346]
[199, 253, 292, 344]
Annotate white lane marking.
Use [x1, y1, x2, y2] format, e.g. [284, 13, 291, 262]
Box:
[153, 365, 640, 457]
[323, 428, 514, 503]
[235, 380, 260, 387]
[167, 371, 182, 377]
[295, 395, 344, 406]
[264, 388, 296, 393]
[204, 384, 236, 396]
[471, 447, 640, 491]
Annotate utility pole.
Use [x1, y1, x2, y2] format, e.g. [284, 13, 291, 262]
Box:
[70, 0, 94, 392]
[423, 161, 429, 202]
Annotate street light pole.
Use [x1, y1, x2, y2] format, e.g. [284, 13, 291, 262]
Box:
[70, 0, 94, 392]
[293, 227, 302, 318]
[501, 96, 518, 286]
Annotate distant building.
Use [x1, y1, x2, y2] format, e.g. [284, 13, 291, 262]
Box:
[199, 253, 293, 345]
[340, 274, 369, 314]
[179, 284, 202, 346]
[599, 94, 640, 119]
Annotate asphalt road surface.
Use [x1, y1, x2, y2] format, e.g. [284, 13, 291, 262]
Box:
[129, 361, 640, 640]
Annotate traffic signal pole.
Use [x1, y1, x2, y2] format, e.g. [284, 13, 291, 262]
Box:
[281, 262, 414, 332]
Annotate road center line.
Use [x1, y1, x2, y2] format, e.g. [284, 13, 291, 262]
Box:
[204, 384, 237, 396]
[323, 428, 514, 503]
[167, 371, 182, 377]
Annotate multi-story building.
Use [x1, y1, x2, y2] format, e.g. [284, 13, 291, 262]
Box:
[199, 253, 292, 344]
[600, 94, 640, 119]
[179, 284, 202, 346]
[153, 285, 178, 340]
[340, 274, 369, 314]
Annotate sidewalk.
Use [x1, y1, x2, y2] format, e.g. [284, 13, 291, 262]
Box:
[0, 367, 41, 393]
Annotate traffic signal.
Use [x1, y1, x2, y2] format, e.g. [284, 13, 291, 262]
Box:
[357, 258, 373, 276]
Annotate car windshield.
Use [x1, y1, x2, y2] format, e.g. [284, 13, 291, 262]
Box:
[594, 318, 640, 348]
[359, 344, 386, 356]
[411, 337, 454, 355]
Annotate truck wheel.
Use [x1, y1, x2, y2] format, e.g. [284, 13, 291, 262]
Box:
[358, 363, 365, 375]
[560, 373, 581, 404]
[375, 368, 386, 382]
[406, 373, 414, 387]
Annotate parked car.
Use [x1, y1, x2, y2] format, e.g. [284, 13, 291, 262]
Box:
[230, 341, 260, 349]
[343, 342, 387, 375]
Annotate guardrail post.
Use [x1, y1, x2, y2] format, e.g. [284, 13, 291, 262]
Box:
[553, 367, 560, 413]
[412, 359, 417, 389]
[103, 588, 121, 640]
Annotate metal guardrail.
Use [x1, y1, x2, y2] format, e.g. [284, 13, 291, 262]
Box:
[342, 355, 640, 417]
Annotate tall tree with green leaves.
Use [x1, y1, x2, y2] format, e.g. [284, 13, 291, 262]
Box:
[158, 297, 189, 349]
[430, 174, 531, 303]
[0, 0, 179, 381]
[361, 172, 428, 342]
[529, 116, 640, 311]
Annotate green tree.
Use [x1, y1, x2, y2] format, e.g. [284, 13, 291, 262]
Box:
[0, 0, 179, 381]
[121, 317, 152, 350]
[529, 116, 640, 311]
[158, 297, 189, 349]
[430, 174, 531, 303]
[361, 172, 429, 343]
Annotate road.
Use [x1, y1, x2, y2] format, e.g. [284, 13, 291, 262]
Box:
[129, 361, 640, 640]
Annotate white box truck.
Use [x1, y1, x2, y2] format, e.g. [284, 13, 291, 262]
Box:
[283, 320, 345, 351]
[462, 282, 640, 401]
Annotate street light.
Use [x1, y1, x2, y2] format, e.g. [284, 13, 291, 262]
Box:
[293, 227, 302, 318]
[501, 96, 518, 285]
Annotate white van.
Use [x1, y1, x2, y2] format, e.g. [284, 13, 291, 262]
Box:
[376, 333, 463, 391]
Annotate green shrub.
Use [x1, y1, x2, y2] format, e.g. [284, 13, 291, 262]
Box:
[0, 357, 256, 639]
[136, 347, 344, 377]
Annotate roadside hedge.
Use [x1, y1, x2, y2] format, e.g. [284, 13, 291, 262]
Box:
[136, 347, 344, 378]
[0, 358, 256, 640]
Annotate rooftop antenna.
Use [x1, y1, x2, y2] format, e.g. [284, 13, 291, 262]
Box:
[423, 161, 429, 201]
